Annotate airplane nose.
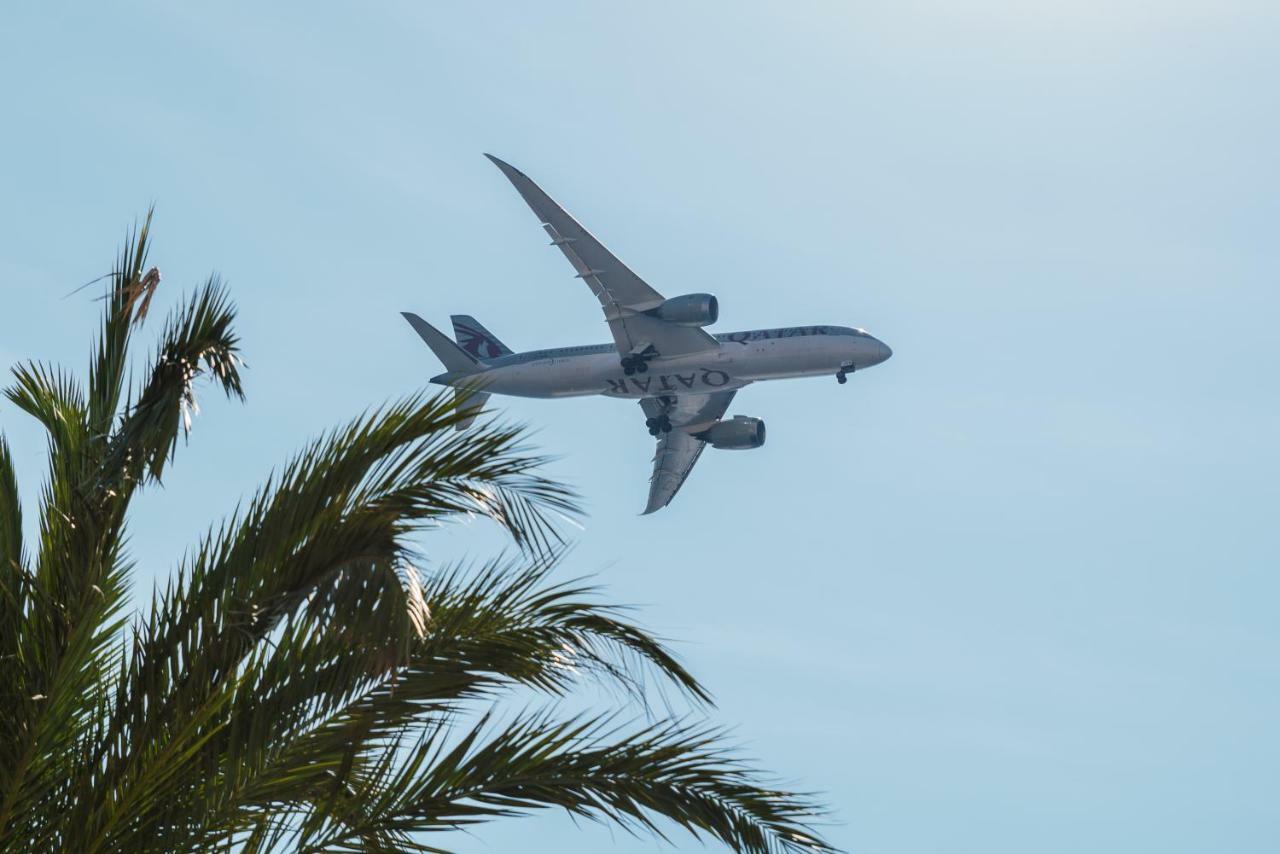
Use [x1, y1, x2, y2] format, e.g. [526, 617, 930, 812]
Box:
[871, 339, 892, 366]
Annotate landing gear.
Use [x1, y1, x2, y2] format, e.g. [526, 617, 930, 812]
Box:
[836, 364, 854, 384]
[621, 347, 657, 376]
[623, 357, 651, 375]
[836, 372, 848, 384]
[645, 415, 673, 436]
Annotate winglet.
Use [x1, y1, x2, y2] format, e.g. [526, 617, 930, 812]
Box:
[484, 154, 557, 227]
[484, 153, 524, 184]
[483, 152, 516, 172]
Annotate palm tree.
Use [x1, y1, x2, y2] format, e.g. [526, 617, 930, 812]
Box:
[0, 216, 836, 854]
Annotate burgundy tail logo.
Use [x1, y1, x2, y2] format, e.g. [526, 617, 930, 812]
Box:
[455, 323, 507, 359]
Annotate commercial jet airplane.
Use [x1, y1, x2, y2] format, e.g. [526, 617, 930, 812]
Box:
[403, 155, 892, 514]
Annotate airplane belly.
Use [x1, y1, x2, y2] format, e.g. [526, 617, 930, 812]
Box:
[735, 338, 837, 381]
[546, 358, 609, 397]
[599, 353, 748, 399]
[477, 338, 840, 400]
[478, 356, 618, 399]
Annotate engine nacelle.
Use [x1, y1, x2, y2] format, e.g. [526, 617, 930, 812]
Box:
[645, 293, 719, 327]
[698, 415, 766, 450]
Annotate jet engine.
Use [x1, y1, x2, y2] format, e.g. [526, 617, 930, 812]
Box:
[645, 293, 719, 327]
[698, 415, 766, 450]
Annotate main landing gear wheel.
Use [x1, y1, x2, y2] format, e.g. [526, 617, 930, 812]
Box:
[621, 350, 656, 375]
[645, 415, 673, 436]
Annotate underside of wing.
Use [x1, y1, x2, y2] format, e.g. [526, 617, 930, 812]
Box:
[645, 431, 707, 516]
[641, 391, 737, 514]
[486, 154, 718, 359]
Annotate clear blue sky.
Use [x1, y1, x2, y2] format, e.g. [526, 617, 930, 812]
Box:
[2, 2, 1277, 851]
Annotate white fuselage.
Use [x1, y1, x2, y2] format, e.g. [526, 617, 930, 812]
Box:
[433, 325, 892, 399]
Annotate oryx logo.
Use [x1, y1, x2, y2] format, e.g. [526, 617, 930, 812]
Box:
[455, 324, 498, 358]
[450, 316, 513, 360]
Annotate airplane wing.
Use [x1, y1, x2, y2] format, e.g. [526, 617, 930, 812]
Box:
[640, 390, 737, 514]
[485, 155, 719, 359]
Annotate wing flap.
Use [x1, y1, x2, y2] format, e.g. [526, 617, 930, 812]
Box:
[641, 390, 738, 514]
[645, 432, 707, 515]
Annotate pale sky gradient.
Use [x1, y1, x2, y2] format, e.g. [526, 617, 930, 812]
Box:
[2, 2, 1278, 852]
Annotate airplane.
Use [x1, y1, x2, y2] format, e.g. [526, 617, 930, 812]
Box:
[402, 154, 892, 514]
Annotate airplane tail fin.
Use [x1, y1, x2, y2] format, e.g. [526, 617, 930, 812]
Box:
[402, 313, 492, 431]
[401, 312, 480, 374]
[450, 314, 512, 361]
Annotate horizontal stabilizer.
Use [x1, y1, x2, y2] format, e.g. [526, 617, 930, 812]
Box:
[402, 312, 479, 374]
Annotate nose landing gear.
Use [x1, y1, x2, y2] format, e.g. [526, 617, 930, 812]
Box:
[836, 363, 854, 384]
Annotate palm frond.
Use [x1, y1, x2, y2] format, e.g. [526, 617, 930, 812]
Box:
[296, 711, 835, 854]
[5, 361, 88, 460]
[107, 275, 243, 487]
[82, 393, 578, 847]
[89, 544, 714, 851]
[0, 216, 240, 852]
[214, 551, 708, 796]
[153, 552, 725, 852]
[88, 209, 155, 434]
[0, 432, 24, 594]
[401, 553, 710, 706]
[0, 216, 839, 854]
[0, 434, 26, 707]
[0, 360, 122, 847]
[134, 390, 575, 699]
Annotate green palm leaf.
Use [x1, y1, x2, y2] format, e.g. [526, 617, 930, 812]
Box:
[0, 218, 837, 854]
